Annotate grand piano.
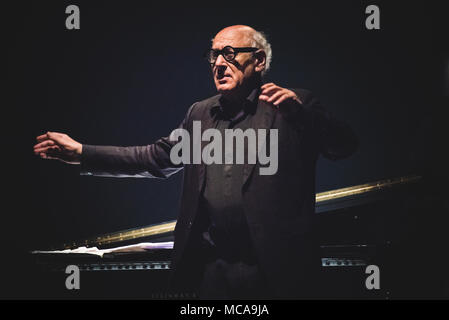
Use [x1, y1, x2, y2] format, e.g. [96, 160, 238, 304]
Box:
[31, 174, 449, 299]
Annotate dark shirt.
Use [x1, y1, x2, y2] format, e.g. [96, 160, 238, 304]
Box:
[199, 88, 259, 264]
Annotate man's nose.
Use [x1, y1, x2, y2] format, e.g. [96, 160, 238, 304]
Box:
[214, 55, 228, 76]
[214, 53, 228, 68]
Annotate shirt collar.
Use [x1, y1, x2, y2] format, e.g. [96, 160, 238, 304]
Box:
[210, 86, 260, 120]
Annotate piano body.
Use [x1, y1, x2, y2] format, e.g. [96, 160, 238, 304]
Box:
[31, 174, 449, 299]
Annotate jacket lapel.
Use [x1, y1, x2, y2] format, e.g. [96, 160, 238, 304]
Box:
[242, 99, 277, 188]
[197, 101, 219, 193]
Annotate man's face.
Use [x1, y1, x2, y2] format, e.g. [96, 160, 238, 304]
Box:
[211, 29, 258, 96]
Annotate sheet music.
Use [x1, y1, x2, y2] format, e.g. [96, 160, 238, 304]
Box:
[32, 241, 174, 258]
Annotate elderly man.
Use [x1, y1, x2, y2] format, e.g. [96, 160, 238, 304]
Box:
[33, 25, 358, 299]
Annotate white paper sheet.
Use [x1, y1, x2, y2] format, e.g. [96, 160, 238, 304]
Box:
[32, 241, 174, 258]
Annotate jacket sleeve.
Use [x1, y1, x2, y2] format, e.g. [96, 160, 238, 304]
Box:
[79, 103, 197, 178]
[291, 89, 359, 160]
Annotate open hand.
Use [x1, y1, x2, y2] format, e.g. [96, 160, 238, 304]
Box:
[259, 83, 302, 108]
[33, 132, 82, 164]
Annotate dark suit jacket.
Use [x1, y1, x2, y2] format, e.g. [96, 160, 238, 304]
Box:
[80, 88, 358, 298]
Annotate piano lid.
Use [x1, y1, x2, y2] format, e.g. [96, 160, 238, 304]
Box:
[57, 174, 422, 249]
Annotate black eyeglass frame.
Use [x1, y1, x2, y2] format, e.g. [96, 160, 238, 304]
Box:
[204, 46, 259, 64]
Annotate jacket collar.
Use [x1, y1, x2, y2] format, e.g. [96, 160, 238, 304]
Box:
[209, 87, 260, 120]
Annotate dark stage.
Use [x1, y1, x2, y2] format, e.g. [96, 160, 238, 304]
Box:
[4, 0, 449, 301]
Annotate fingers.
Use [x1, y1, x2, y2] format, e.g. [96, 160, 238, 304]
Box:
[260, 83, 299, 108]
[36, 131, 65, 143]
[33, 140, 55, 151]
[261, 82, 277, 90]
[260, 83, 282, 104]
[273, 92, 296, 106]
[47, 132, 65, 142]
[36, 132, 54, 143]
[260, 82, 286, 102]
[34, 131, 81, 164]
[261, 84, 280, 96]
[266, 90, 287, 104]
[34, 145, 61, 155]
[261, 88, 293, 106]
[34, 134, 60, 155]
[36, 133, 50, 143]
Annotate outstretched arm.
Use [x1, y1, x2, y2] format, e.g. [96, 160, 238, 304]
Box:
[79, 136, 183, 179]
[33, 103, 197, 178]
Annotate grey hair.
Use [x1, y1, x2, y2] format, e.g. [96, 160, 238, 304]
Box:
[249, 30, 272, 76]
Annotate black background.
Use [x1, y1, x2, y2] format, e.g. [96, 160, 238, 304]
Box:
[4, 0, 449, 298]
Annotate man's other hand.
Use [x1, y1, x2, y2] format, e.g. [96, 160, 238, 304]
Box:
[33, 132, 82, 165]
[259, 82, 303, 108]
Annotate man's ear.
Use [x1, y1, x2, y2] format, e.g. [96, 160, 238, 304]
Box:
[254, 50, 266, 73]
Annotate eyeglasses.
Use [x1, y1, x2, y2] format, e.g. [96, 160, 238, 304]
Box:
[204, 46, 259, 64]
